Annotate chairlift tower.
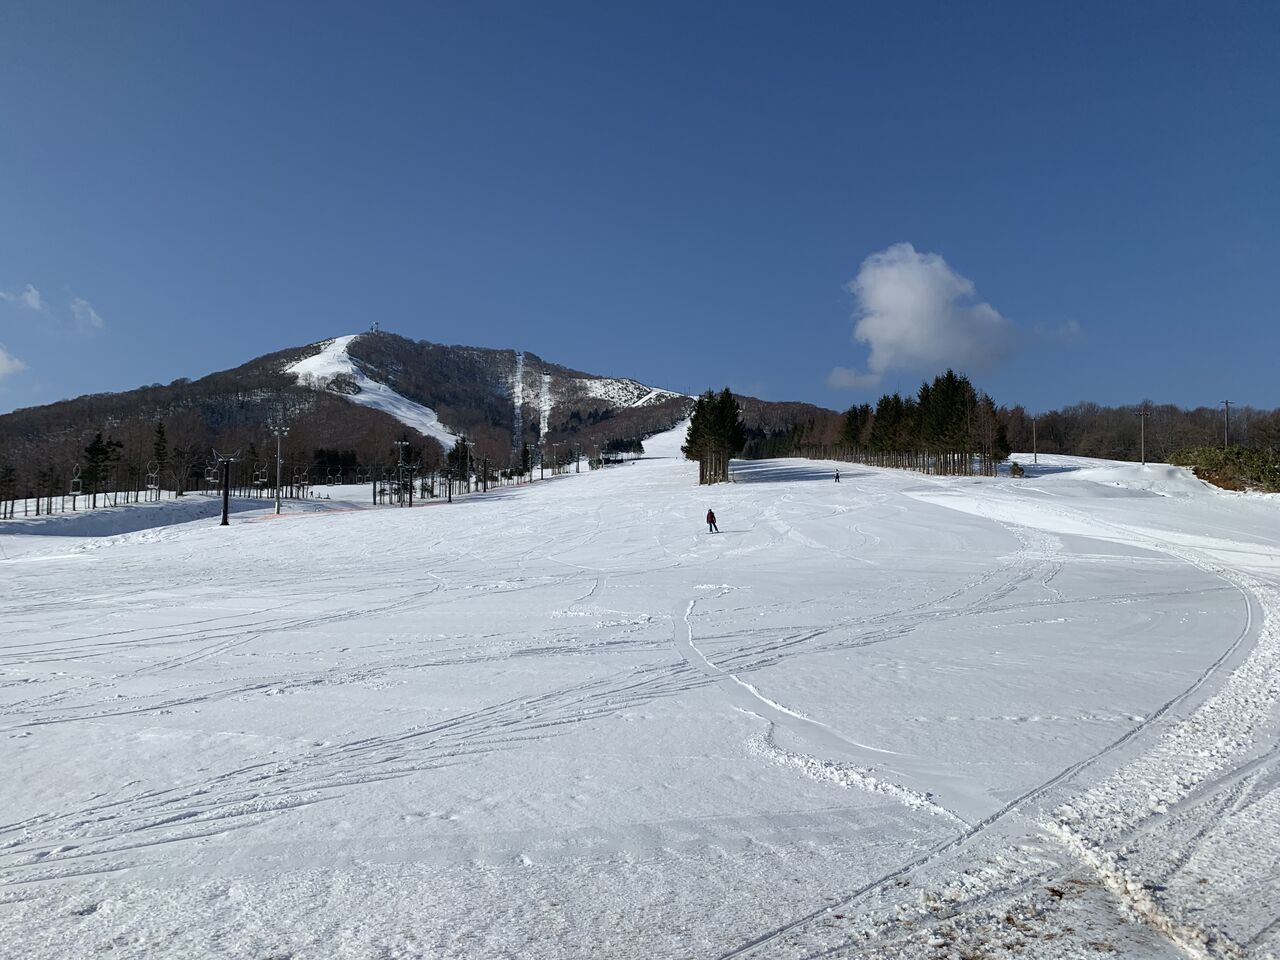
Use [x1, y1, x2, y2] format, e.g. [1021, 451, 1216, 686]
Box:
[213, 450, 240, 526]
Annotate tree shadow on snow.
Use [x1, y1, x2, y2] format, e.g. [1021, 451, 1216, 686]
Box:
[729, 461, 858, 485]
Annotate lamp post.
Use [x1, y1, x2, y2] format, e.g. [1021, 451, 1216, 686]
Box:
[269, 421, 288, 515]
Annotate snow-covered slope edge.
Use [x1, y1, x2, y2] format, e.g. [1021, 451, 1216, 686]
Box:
[578, 377, 687, 408]
[287, 335, 457, 450]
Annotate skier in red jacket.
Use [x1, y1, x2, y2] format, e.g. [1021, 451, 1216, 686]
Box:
[706, 509, 718, 533]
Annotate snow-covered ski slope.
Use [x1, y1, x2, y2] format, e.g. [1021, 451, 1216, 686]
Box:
[3, 430, 1279, 959]
[287, 334, 458, 449]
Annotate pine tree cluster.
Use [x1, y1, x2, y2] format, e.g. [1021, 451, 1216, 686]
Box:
[836, 370, 1010, 476]
[682, 388, 747, 485]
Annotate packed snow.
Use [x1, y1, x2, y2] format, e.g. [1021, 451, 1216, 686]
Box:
[287, 335, 458, 449]
[576, 376, 686, 408]
[2, 432, 1278, 959]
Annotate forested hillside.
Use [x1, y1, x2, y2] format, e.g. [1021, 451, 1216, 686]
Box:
[1000, 401, 1280, 462]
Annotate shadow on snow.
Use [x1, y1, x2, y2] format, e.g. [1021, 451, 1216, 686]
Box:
[729, 461, 855, 485]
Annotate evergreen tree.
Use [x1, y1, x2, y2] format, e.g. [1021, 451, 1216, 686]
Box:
[840, 403, 872, 450]
[81, 432, 123, 508]
[152, 422, 168, 474]
[683, 388, 746, 484]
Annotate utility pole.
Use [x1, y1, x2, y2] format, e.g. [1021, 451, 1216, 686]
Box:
[394, 440, 410, 506]
[575, 444, 581, 474]
[269, 421, 288, 515]
[1032, 417, 1037, 466]
[214, 450, 239, 526]
[1222, 400, 1232, 450]
[1136, 408, 1150, 466]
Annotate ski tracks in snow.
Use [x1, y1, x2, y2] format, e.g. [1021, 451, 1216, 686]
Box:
[716, 487, 1279, 959]
[673, 590, 966, 827]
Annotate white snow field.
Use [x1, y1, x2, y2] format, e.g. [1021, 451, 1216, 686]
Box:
[2, 428, 1279, 959]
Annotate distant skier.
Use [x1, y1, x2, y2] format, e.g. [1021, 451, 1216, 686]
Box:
[834, 469, 840, 483]
[706, 509, 718, 534]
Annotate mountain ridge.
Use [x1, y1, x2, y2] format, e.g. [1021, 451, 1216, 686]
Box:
[0, 331, 839, 492]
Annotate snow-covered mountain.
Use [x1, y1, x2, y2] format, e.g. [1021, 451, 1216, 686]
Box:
[0, 329, 703, 474]
[282, 331, 688, 452]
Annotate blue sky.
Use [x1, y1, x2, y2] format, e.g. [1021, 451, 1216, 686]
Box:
[1, 2, 1276, 415]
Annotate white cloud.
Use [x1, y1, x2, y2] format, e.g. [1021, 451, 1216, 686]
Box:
[829, 243, 1015, 389]
[70, 296, 105, 330]
[0, 283, 49, 313]
[0, 344, 25, 380]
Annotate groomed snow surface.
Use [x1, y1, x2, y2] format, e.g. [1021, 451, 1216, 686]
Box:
[3, 430, 1279, 959]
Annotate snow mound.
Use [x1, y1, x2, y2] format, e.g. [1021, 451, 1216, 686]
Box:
[1069, 463, 1210, 498]
[1007, 453, 1213, 498]
[287, 335, 457, 449]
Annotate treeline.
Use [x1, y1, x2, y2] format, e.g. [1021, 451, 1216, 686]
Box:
[0, 395, 453, 510]
[739, 382, 1280, 478]
[1000, 401, 1280, 463]
[744, 371, 1010, 477]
